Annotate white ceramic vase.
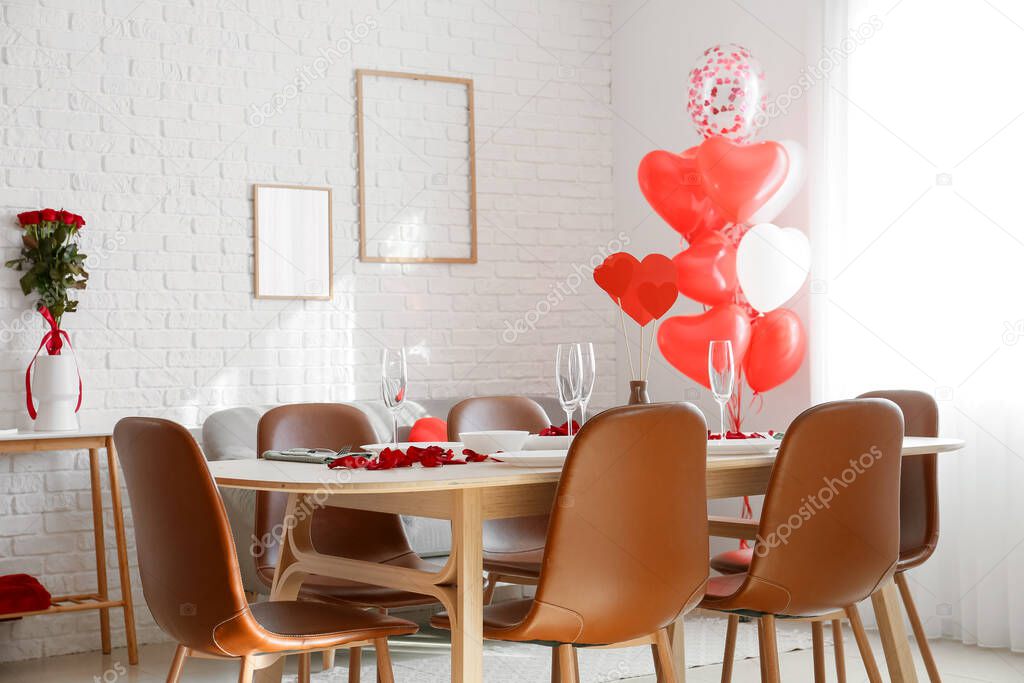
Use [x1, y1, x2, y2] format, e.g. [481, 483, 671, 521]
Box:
[32, 353, 79, 431]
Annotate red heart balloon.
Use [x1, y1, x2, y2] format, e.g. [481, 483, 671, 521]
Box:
[744, 309, 806, 393]
[638, 150, 728, 241]
[673, 232, 738, 306]
[696, 136, 789, 224]
[594, 252, 637, 300]
[622, 254, 676, 325]
[657, 304, 752, 388]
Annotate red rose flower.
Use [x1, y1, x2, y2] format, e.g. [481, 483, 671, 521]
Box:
[17, 211, 39, 226]
[72, 214, 85, 229]
[59, 210, 74, 225]
[40, 208, 57, 222]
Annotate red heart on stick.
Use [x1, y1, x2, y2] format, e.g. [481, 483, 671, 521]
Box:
[594, 252, 638, 300]
[673, 231, 738, 306]
[622, 254, 676, 325]
[657, 304, 752, 388]
[696, 136, 789, 224]
[744, 308, 806, 393]
[637, 282, 678, 319]
[638, 149, 728, 241]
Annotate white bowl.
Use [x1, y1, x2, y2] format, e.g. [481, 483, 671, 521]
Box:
[458, 430, 530, 454]
[524, 434, 573, 450]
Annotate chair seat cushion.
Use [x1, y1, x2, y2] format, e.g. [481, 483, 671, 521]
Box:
[710, 548, 754, 575]
[430, 598, 533, 635]
[704, 573, 747, 600]
[215, 600, 417, 656]
[482, 548, 543, 580]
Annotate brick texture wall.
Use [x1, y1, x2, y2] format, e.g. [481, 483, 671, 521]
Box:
[0, 0, 616, 661]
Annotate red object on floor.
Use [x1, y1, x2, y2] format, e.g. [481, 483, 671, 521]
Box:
[408, 416, 447, 443]
[0, 574, 52, 615]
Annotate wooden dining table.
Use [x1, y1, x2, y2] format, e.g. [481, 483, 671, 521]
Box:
[209, 435, 964, 683]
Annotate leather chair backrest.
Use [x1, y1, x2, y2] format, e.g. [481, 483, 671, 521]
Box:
[857, 390, 939, 566]
[447, 396, 553, 556]
[113, 417, 249, 652]
[747, 398, 904, 615]
[255, 403, 415, 581]
[530, 403, 709, 644]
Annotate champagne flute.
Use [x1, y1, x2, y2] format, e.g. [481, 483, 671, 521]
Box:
[707, 340, 734, 439]
[555, 343, 583, 436]
[578, 342, 596, 424]
[381, 347, 407, 448]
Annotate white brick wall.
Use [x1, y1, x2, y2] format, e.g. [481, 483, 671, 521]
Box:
[0, 0, 618, 662]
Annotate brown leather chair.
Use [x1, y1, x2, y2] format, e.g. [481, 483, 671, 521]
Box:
[112, 417, 416, 683]
[702, 398, 905, 683]
[433, 402, 710, 683]
[256, 403, 440, 676]
[446, 396, 552, 602]
[709, 390, 941, 682]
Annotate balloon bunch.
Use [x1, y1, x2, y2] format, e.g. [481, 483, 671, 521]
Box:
[596, 44, 810, 429]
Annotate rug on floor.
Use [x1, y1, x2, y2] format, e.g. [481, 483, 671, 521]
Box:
[286, 615, 825, 682]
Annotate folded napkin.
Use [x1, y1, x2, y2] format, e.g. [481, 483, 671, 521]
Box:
[0, 574, 52, 616]
[262, 449, 346, 464]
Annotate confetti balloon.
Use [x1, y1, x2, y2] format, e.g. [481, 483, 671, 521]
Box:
[687, 44, 767, 143]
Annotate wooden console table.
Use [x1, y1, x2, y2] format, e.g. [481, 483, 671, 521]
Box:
[0, 428, 138, 665]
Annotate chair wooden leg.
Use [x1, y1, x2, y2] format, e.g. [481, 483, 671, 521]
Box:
[831, 619, 847, 683]
[238, 656, 256, 683]
[166, 644, 188, 683]
[845, 605, 883, 683]
[375, 638, 395, 683]
[653, 628, 679, 683]
[322, 648, 336, 671]
[483, 573, 501, 605]
[760, 615, 781, 683]
[895, 571, 941, 682]
[349, 646, 362, 683]
[551, 647, 561, 683]
[721, 614, 739, 683]
[557, 644, 580, 683]
[811, 621, 826, 683]
[756, 619, 769, 681]
[297, 653, 311, 683]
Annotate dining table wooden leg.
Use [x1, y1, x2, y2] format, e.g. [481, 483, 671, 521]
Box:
[88, 448, 111, 655]
[451, 488, 484, 683]
[105, 437, 138, 665]
[871, 579, 920, 682]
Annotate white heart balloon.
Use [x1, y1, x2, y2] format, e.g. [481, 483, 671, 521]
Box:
[748, 139, 806, 224]
[736, 223, 811, 313]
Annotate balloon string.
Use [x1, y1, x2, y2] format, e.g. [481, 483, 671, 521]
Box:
[618, 298, 637, 380]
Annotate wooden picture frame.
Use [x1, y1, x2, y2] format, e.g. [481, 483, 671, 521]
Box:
[356, 69, 477, 264]
[253, 184, 333, 300]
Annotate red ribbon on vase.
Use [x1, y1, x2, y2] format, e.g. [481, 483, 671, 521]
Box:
[24, 307, 82, 420]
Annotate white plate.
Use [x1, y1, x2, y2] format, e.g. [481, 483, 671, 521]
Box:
[496, 450, 568, 467]
[524, 434, 573, 450]
[707, 439, 780, 457]
[361, 442, 463, 455]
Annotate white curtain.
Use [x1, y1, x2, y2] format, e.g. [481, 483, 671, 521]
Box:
[819, 0, 1024, 649]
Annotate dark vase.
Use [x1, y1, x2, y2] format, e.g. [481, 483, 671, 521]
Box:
[628, 380, 651, 405]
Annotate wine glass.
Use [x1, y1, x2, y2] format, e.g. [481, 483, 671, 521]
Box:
[578, 342, 596, 424]
[707, 340, 735, 439]
[555, 343, 583, 436]
[381, 347, 407, 448]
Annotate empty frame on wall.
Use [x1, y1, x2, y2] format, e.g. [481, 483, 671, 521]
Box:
[356, 69, 477, 263]
[253, 184, 333, 300]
